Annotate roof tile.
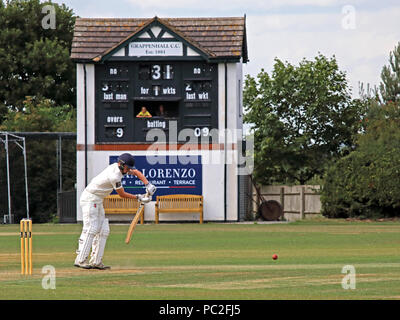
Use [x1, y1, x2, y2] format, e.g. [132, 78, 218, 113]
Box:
[70, 17, 247, 62]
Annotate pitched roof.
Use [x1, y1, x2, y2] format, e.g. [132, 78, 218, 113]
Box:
[70, 16, 248, 63]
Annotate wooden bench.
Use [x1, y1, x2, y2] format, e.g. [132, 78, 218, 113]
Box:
[103, 195, 144, 224]
[155, 194, 203, 224]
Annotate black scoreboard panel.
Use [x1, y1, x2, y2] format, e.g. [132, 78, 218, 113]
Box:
[95, 61, 218, 143]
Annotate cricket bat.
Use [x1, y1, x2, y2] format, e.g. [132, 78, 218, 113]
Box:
[125, 203, 144, 244]
[125, 192, 150, 244]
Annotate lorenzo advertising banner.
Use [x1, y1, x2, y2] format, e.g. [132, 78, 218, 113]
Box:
[109, 155, 202, 197]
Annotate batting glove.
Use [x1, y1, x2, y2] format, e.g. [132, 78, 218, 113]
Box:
[137, 194, 151, 203]
[145, 183, 156, 196]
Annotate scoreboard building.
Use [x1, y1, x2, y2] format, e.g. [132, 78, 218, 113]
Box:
[70, 16, 249, 222]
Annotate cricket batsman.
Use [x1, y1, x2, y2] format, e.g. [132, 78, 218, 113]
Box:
[74, 153, 156, 270]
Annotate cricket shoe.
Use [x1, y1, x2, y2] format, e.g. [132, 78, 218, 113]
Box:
[90, 262, 111, 270]
[74, 261, 92, 269]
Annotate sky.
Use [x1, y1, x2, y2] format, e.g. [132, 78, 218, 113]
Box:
[53, 0, 400, 98]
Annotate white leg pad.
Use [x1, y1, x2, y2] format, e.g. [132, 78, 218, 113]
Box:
[90, 218, 110, 265]
[76, 202, 103, 264]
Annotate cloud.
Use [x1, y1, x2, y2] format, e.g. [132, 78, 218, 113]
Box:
[56, 0, 400, 97]
[243, 6, 400, 97]
[124, 0, 367, 12]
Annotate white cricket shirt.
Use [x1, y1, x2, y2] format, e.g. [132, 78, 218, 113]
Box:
[83, 163, 124, 201]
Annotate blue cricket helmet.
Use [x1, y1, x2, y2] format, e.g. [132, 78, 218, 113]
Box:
[118, 153, 136, 169]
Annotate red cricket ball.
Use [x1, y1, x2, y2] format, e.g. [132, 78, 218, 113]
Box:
[272, 254, 278, 260]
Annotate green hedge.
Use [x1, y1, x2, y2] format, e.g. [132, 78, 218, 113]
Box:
[321, 148, 400, 218]
[321, 103, 400, 218]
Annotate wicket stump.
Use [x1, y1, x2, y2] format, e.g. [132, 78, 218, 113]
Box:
[20, 219, 32, 275]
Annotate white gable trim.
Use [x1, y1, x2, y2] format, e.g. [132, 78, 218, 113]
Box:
[112, 47, 125, 57]
[150, 26, 162, 38]
[187, 47, 200, 56]
[162, 31, 174, 39]
[138, 32, 151, 39]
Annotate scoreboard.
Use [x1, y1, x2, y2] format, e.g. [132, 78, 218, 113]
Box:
[95, 61, 218, 143]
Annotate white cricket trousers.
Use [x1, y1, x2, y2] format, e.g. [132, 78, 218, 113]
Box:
[75, 191, 110, 265]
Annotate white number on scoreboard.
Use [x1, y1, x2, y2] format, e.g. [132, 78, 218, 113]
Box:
[151, 65, 161, 80]
[116, 128, 124, 138]
[194, 127, 209, 137]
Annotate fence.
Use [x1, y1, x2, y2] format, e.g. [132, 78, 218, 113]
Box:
[239, 174, 252, 221]
[252, 185, 321, 221]
[58, 191, 77, 223]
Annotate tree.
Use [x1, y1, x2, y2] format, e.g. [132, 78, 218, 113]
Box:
[0, 96, 76, 222]
[379, 42, 400, 104]
[322, 43, 400, 219]
[244, 54, 364, 185]
[321, 102, 400, 218]
[0, 0, 76, 122]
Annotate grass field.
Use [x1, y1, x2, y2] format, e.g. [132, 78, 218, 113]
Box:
[1, 219, 400, 300]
